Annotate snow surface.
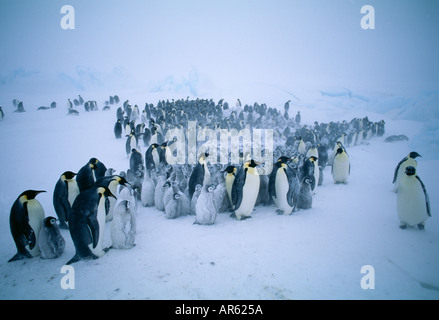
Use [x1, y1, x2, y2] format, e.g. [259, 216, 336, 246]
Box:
[0, 88, 438, 300]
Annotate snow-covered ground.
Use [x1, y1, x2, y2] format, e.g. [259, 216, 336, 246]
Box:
[0, 88, 438, 300]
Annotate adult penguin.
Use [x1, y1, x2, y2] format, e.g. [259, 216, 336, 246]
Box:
[76, 158, 104, 192]
[397, 166, 431, 230]
[224, 166, 237, 209]
[332, 147, 350, 184]
[392, 152, 422, 193]
[188, 152, 211, 200]
[269, 160, 300, 215]
[145, 143, 163, 171]
[94, 175, 130, 222]
[231, 159, 260, 220]
[67, 186, 116, 264]
[9, 190, 46, 262]
[53, 171, 79, 229]
[125, 130, 138, 158]
[114, 119, 122, 139]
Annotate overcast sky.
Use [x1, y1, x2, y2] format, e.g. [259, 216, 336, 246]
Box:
[0, 0, 438, 97]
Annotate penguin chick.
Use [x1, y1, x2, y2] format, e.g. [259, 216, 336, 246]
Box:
[194, 184, 217, 225]
[165, 193, 182, 219]
[297, 177, 313, 210]
[39, 217, 65, 259]
[111, 200, 136, 249]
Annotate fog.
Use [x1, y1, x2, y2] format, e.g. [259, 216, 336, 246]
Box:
[1, 0, 438, 101]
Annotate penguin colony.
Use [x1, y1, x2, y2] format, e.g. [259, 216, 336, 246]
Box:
[6, 94, 430, 265]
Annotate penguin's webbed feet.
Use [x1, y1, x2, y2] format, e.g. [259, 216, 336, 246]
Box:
[399, 224, 407, 230]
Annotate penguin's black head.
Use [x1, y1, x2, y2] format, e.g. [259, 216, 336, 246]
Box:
[277, 156, 291, 163]
[409, 152, 421, 159]
[118, 176, 130, 187]
[98, 187, 116, 199]
[89, 158, 98, 164]
[63, 171, 77, 179]
[405, 166, 416, 176]
[173, 193, 181, 200]
[223, 166, 236, 174]
[20, 190, 46, 200]
[44, 216, 58, 227]
[207, 184, 216, 193]
[163, 181, 171, 188]
[336, 147, 344, 155]
[248, 160, 259, 168]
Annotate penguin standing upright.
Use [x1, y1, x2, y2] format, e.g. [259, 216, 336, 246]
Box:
[392, 152, 422, 193]
[224, 166, 237, 209]
[190, 184, 203, 215]
[125, 131, 138, 158]
[38, 217, 65, 259]
[111, 200, 136, 249]
[231, 160, 260, 220]
[269, 161, 300, 215]
[297, 177, 313, 210]
[332, 147, 350, 184]
[188, 152, 211, 199]
[194, 184, 218, 225]
[9, 190, 46, 262]
[165, 193, 182, 219]
[145, 143, 163, 171]
[53, 171, 79, 229]
[114, 119, 122, 139]
[397, 166, 431, 230]
[76, 158, 101, 192]
[94, 175, 129, 222]
[67, 186, 115, 264]
[141, 170, 155, 207]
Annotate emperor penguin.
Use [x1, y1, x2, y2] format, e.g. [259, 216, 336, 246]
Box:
[301, 156, 318, 191]
[231, 160, 260, 220]
[38, 217, 65, 259]
[141, 170, 155, 207]
[125, 131, 138, 158]
[67, 186, 116, 264]
[188, 152, 211, 199]
[297, 177, 313, 210]
[94, 175, 130, 222]
[111, 200, 136, 249]
[297, 137, 307, 155]
[53, 171, 80, 229]
[332, 147, 350, 184]
[145, 143, 163, 171]
[224, 166, 237, 209]
[194, 184, 218, 225]
[165, 193, 182, 219]
[8, 190, 46, 262]
[306, 148, 320, 191]
[397, 166, 431, 230]
[269, 161, 300, 215]
[214, 170, 230, 213]
[76, 158, 102, 192]
[114, 119, 122, 139]
[392, 152, 422, 193]
[154, 174, 168, 211]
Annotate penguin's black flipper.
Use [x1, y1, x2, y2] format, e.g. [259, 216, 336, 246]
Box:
[416, 175, 431, 217]
[231, 167, 245, 210]
[87, 215, 100, 249]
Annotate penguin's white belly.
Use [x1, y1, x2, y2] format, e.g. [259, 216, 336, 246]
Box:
[397, 181, 429, 226]
[152, 150, 160, 168]
[67, 180, 80, 207]
[332, 156, 349, 183]
[106, 181, 118, 222]
[275, 171, 293, 215]
[225, 176, 234, 206]
[130, 135, 137, 149]
[90, 198, 106, 257]
[235, 174, 260, 219]
[26, 199, 45, 257]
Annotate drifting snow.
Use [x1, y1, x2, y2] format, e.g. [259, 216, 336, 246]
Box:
[0, 88, 438, 300]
